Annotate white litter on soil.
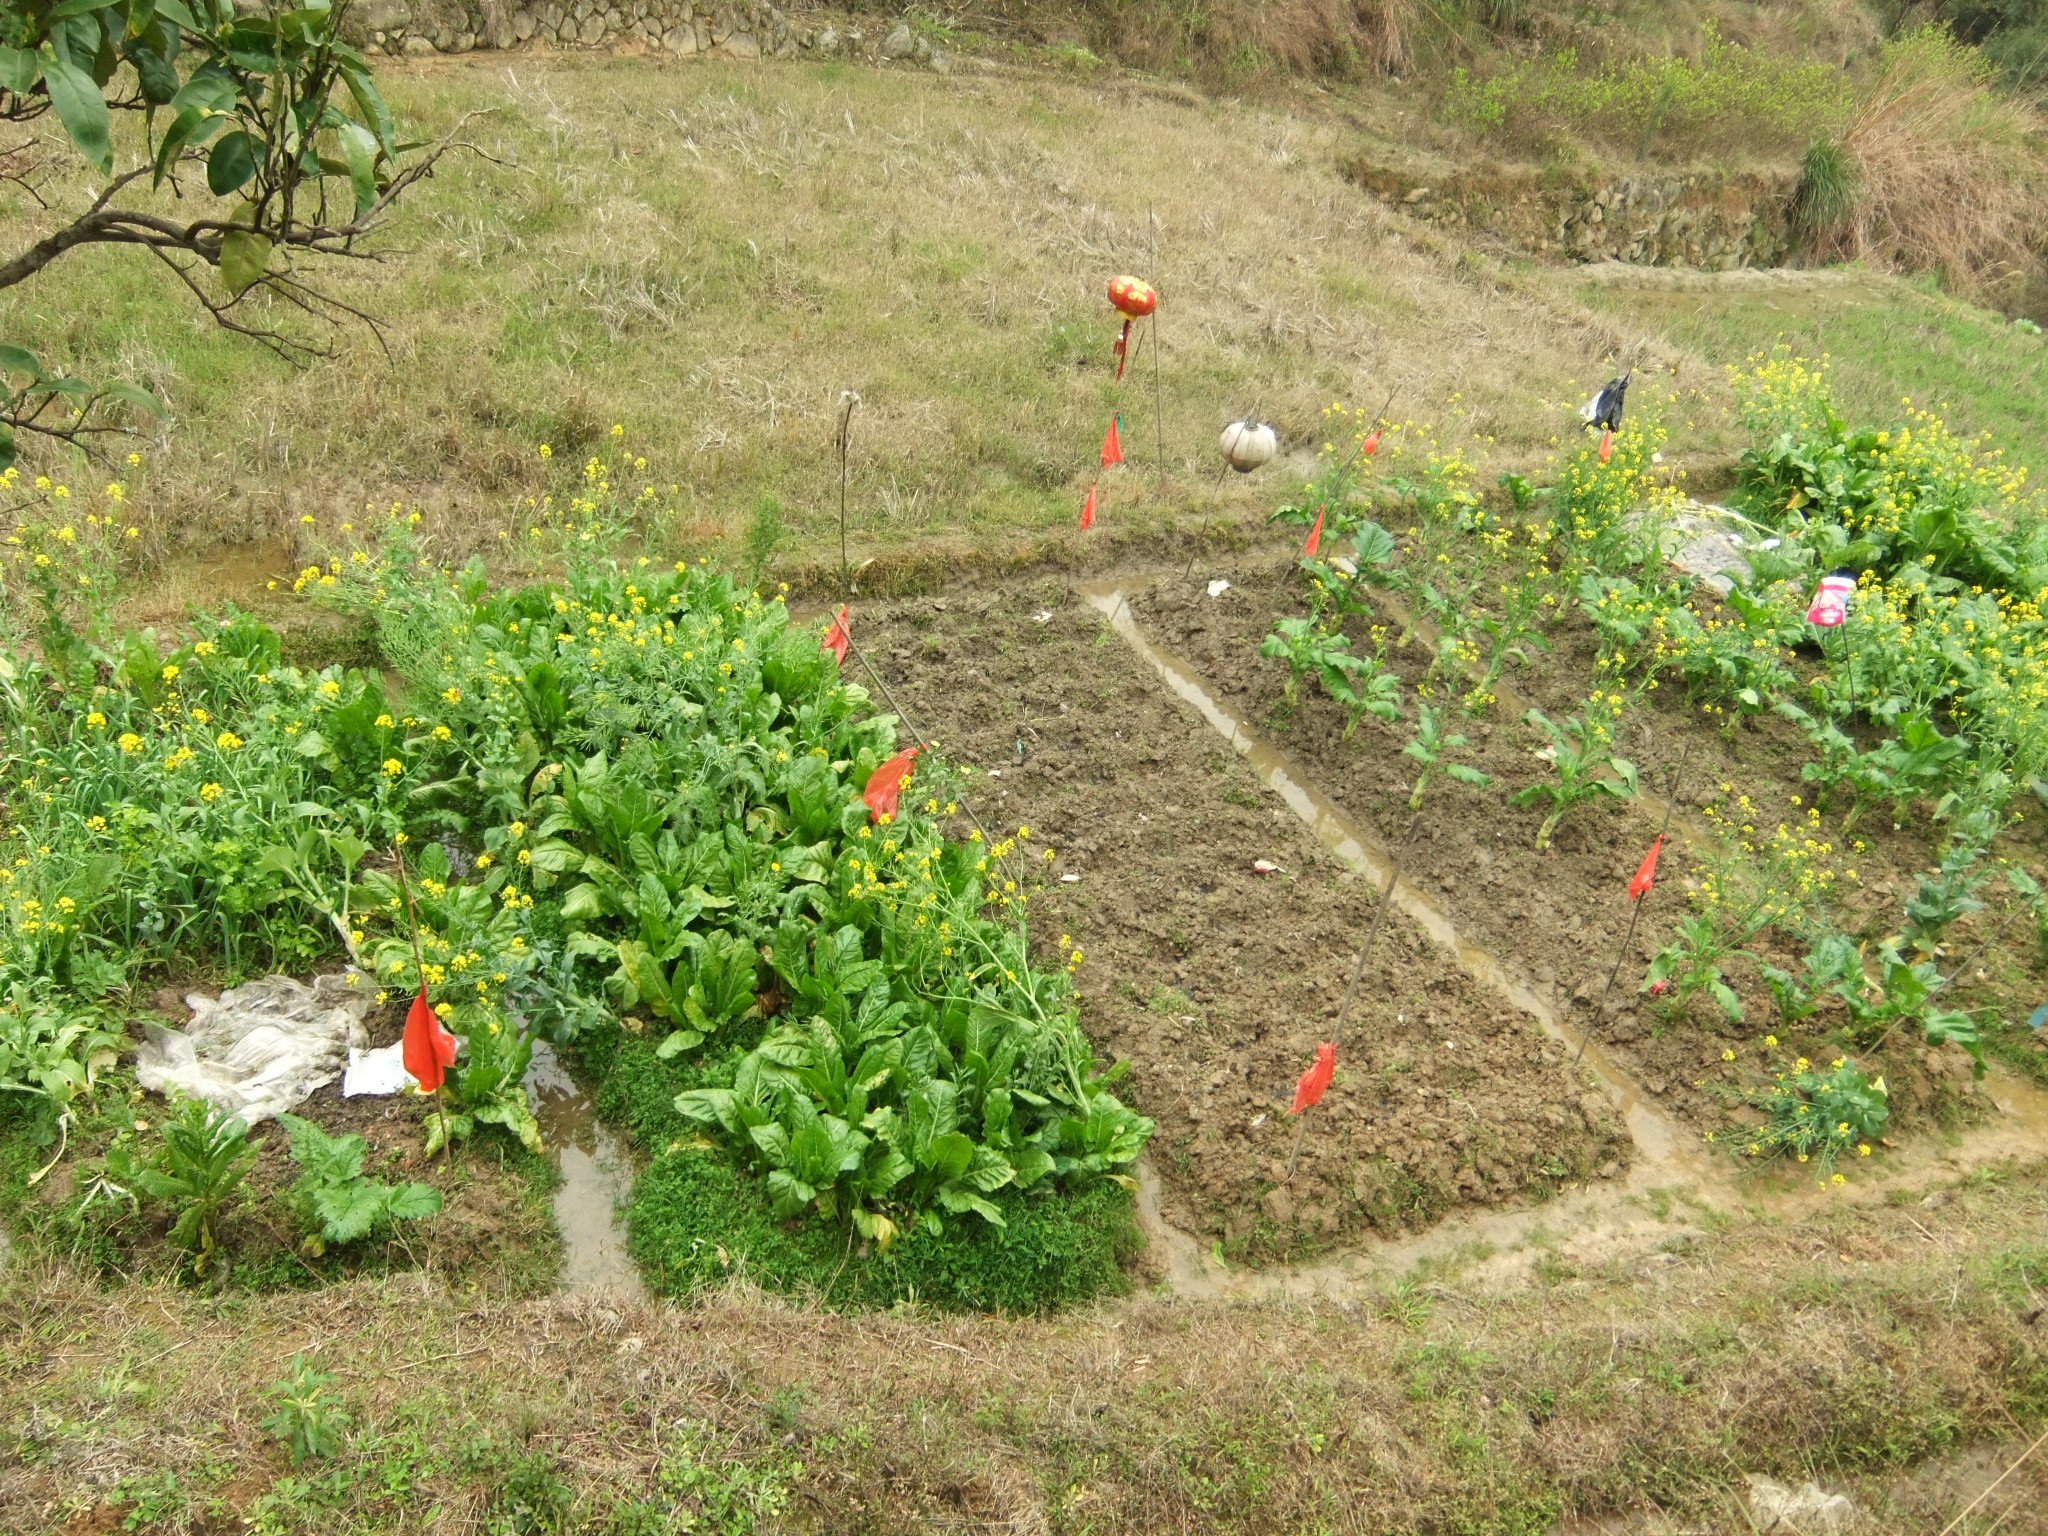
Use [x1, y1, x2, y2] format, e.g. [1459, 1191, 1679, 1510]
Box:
[1659, 499, 1777, 596]
[134, 971, 376, 1123]
[343, 1040, 413, 1097]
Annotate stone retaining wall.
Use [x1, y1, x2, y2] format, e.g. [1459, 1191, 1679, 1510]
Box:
[343, 0, 793, 58]
[340, 0, 954, 68]
[1349, 162, 1797, 273]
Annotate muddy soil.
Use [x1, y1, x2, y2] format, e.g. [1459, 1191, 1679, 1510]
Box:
[1128, 563, 2023, 1138]
[864, 583, 1631, 1264]
[50, 989, 559, 1290]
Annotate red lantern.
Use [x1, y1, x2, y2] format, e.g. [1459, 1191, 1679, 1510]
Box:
[1106, 274, 1158, 380]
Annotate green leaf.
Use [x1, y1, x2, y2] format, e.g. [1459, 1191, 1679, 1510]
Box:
[385, 1183, 442, 1222]
[936, 1188, 1005, 1226]
[207, 130, 257, 196]
[218, 228, 273, 296]
[1010, 1146, 1055, 1189]
[128, 43, 180, 106]
[39, 46, 113, 175]
[151, 105, 229, 187]
[51, 0, 123, 17]
[1709, 980, 1744, 1022]
[653, 1027, 704, 1061]
[925, 1130, 974, 1182]
[0, 45, 37, 93]
[100, 380, 167, 417]
[0, 345, 41, 381]
[337, 58, 396, 154]
[335, 119, 378, 216]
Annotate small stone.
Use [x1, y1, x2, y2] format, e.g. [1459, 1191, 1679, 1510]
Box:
[1745, 1475, 1856, 1533]
[814, 23, 838, 52]
[912, 32, 931, 62]
[880, 20, 913, 58]
[1261, 1187, 1295, 1224]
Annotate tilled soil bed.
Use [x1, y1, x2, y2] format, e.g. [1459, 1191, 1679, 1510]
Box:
[864, 582, 1630, 1265]
[1129, 561, 2028, 1139]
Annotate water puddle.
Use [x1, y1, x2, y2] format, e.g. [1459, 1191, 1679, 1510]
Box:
[528, 1042, 645, 1299]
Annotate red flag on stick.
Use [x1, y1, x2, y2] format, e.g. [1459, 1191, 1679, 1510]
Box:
[863, 747, 920, 823]
[822, 605, 851, 666]
[1304, 505, 1326, 558]
[402, 986, 458, 1094]
[1598, 428, 1616, 464]
[1080, 482, 1098, 531]
[1288, 1042, 1337, 1114]
[1627, 834, 1665, 901]
[1101, 416, 1124, 468]
[1361, 427, 1382, 458]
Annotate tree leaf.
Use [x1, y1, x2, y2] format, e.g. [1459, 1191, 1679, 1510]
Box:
[127, 42, 181, 106]
[0, 45, 37, 93]
[151, 104, 228, 186]
[207, 130, 257, 196]
[218, 228, 273, 296]
[100, 380, 168, 417]
[0, 345, 42, 381]
[38, 46, 113, 174]
[335, 119, 378, 216]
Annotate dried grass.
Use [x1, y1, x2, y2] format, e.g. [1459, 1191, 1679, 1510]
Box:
[970, 0, 1415, 80]
[3, 1162, 2047, 1532]
[1804, 27, 2047, 305]
[2, 51, 1660, 574]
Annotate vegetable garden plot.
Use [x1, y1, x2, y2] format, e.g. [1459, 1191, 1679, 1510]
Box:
[861, 585, 1630, 1264]
[1132, 566, 2021, 1145]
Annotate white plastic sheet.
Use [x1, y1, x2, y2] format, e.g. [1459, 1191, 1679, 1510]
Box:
[134, 971, 376, 1123]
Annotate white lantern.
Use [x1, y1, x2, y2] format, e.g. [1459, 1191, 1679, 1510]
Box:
[1220, 420, 1277, 473]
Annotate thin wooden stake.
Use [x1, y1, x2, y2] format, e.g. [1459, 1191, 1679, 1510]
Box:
[835, 391, 860, 593]
[1149, 206, 1165, 468]
[394, 840, 453, 1167]
[1575, 737, 1693, 1069]
[1287, 811, 1424, 1180]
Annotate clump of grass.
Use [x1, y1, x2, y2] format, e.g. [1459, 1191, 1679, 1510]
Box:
[1794, 133, 1863, 241]
[1809, 26, 2045, 307]
[579, 1021, 1140, 1314]
[1019, 0, 1414, 81]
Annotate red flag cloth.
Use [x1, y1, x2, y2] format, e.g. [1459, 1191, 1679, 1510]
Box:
[1361, 427, 1382, 458]
[1598, 428, 1616, 464]
[402, 986, 458, 1094]
[1628, 834, 1666, 902]
[1080, 482, 1097, 531]
[822, 605, 851, 666]
[863, 746, 920, 823]
[1101, 416, 1124, 468]
[1304, 505, 1326, 558]
[1289, 1042, 1337, 1114]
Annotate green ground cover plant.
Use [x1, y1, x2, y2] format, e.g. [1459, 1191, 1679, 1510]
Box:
[0, 441, 1148, 1306]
